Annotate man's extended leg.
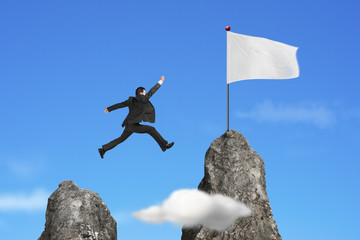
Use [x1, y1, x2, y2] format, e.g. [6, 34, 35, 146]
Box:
[102, 127, 133, 152]
[133, 124, 169, 151]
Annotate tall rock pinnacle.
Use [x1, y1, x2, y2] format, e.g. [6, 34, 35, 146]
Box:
[38, 180, 117, 240]
[182, 130, 282, 240]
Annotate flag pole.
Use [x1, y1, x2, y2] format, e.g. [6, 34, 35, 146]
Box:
[227, 83, 229, 131]
[225, 26, 231, 131]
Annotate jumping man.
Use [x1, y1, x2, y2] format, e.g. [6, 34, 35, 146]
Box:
[98, 76, 174, 158]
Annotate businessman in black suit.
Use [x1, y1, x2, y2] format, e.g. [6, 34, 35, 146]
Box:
[98, 76, 174, 159]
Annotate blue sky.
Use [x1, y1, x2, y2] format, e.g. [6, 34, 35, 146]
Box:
[1, 0, 359, 239]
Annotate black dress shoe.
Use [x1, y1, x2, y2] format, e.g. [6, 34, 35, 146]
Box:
[98, 148, 105, 159]
[164, 142, 174, 152]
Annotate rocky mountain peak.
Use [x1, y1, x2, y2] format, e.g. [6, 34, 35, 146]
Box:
[38, 180, 117, 240]
[182, 130, 282, 240]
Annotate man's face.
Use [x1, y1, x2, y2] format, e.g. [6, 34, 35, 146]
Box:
[140, 89, 146, 95]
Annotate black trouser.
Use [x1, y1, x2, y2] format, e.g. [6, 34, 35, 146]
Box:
[102, 123, 168, 152]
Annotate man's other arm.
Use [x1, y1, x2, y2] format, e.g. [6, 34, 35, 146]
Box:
[145, 76, 165, 99]
[104, 100, 129, 113]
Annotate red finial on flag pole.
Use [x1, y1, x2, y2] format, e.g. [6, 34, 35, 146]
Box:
[225, 26, 231, 31]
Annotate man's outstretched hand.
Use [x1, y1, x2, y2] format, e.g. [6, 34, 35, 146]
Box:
[104, 108, 109, 113]
[160, 76, 165, 82]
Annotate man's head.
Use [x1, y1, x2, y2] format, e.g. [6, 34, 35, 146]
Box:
[136, 87, 146, 96]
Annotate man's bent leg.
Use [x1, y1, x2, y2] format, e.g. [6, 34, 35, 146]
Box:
[102, 128, 133, 152]
[134, 124, 168, 151]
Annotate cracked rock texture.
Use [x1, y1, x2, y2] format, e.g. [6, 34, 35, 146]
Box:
[38, 180, 117, 240]
[181, 130, 281, 240]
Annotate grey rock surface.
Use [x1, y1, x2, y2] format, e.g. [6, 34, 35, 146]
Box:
[38, 180, 117, 240]
[181, 130, 281, 240]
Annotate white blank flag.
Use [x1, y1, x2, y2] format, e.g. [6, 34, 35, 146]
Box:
[227, 32, 299, 84]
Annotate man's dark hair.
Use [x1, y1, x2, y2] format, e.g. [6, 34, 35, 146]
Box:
[136, 87, 145, 96]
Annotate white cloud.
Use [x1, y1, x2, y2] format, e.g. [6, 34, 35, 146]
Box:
[0, 189, 49, 212]
[132, 189, 251, 232]
[235, 101, 336, 128]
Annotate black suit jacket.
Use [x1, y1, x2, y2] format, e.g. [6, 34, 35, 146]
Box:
[107, 83, 161, 127]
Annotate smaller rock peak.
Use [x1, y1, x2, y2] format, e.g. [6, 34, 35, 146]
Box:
[39, 181, 117, 240]
[59, 180, 79, 189]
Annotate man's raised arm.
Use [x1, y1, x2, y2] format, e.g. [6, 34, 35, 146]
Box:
[104, 99, 129, 113]
[145, 76, 165, 99]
